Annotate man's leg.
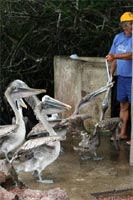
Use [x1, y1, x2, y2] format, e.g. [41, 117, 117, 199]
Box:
[119, 101, 129, 139]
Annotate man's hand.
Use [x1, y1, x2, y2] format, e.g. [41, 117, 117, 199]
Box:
[106, 54, 115, 62]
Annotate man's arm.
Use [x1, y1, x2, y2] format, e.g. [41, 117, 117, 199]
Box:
[110, 60, 116, 76]
[106, 52, 132, 62]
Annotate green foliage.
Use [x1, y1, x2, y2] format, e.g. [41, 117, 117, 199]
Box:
[0, 0, 133, 123]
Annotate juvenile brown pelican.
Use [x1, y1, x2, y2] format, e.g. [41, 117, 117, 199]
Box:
[93, 117, 122, 150]
[74, 131, 102, 161]
[10, 95, 71, 184]
[74, 117, 122, 160]
[25, 95, 71, 137]
[0, 80, 46, 161]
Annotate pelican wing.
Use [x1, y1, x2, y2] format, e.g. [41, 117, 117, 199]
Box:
[27, 121, 60, 139]
[0, 124, 18, 137]
[12, 142, 57, 162]
[17, 136, 66, 151]
[27, 122, 49, 139]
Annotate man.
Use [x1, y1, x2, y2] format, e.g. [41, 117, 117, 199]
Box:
[106, 12, 133, 142]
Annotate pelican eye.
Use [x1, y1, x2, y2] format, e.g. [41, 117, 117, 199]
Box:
[12, 86, 19, 93]
[11, 86, 16, 91]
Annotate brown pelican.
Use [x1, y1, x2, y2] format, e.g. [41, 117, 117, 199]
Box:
[25, 94, 71, 137]
[74, 131, 102, 161]
[94, 117, 122, 150]
[10, 95, 71, 184]
[0, 79, 46, 161]
[74, 117, 122, 160]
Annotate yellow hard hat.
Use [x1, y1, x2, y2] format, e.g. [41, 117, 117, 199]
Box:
[120, 12, 133, 22]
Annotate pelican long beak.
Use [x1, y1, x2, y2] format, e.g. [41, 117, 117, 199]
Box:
[83, 82, 113, 102]
[41, 95, 71, 113]
[75, 81, 114, 113]
[17, 98, 27, 109]
[11, 87, 46, 99]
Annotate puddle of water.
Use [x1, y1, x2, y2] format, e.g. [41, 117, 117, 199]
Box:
[18, 133, 132, 200]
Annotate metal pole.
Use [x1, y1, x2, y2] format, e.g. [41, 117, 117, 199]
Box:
[129, 25, 133, 165]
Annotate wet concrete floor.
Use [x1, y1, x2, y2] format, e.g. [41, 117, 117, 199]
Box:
[19, 133, 133, 200]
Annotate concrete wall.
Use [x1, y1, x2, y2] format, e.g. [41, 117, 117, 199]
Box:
[54, 56, 111, 128]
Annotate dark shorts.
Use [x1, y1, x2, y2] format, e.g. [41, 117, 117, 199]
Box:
[117, 76, 132, 103]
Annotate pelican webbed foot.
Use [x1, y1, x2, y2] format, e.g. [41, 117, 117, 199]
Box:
[93, 156, 104, 161]
[33, 170, 54, 184]
[37, 179, 54, 184]
[80, 154, 91, 160]
[93, 153, 104, 161]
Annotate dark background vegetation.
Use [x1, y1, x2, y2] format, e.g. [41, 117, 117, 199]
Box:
[0, 0, 133, 124]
